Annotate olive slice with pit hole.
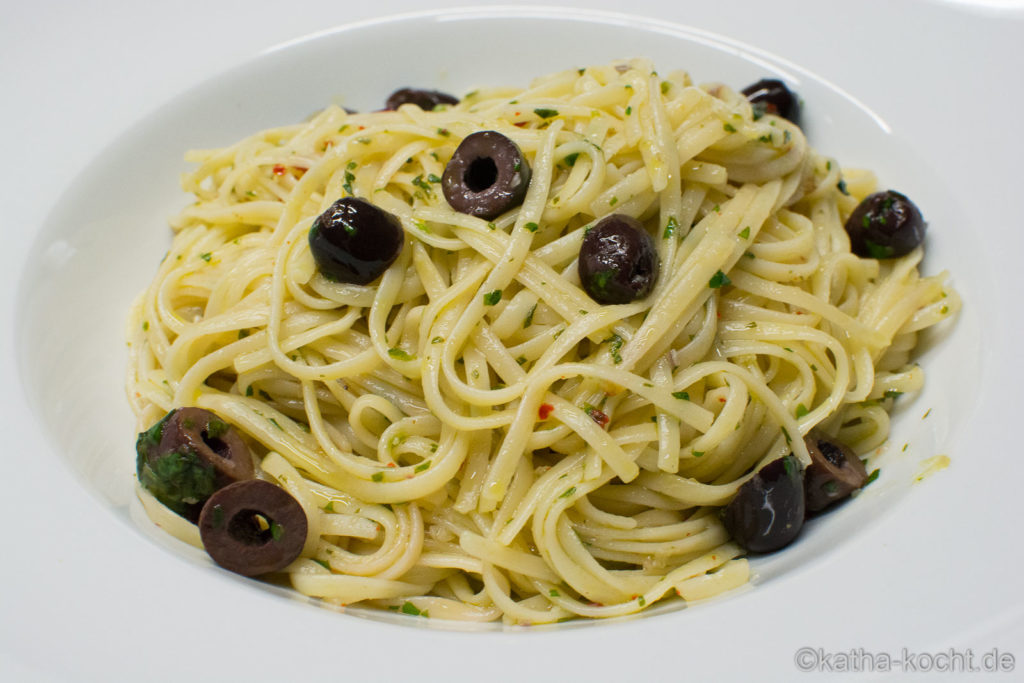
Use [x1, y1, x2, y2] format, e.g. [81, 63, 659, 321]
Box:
[199, 480, 308, 577]
[442, 131, 531, 219]
[135, 408, 254, 521]
[723, 454, 805, 553]
[803, 431, 869, 512]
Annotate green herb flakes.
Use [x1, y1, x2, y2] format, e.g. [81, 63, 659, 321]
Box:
[534, 108, 559, 119]
[708, 270, 731, 289]
[483, 290, 502, 306]
[672, 391, 690, 401]
[388, 348, 415, 361]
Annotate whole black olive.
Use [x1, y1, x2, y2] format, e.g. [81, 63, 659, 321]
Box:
[385, 88, 459, 111]
[308, 197, 404, 284]
[136, 408, 255, 521]
[198, 480, 308, 577]
[803, 431, 869, 512]
[442, 131, 531, 220]
[741, 78, 800, 124]
[578, 214, 659, 304]
[844, 190, 926, 259]
[723, 455, 805, 553]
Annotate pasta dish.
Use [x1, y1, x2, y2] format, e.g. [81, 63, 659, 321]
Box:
[126, 59, 958, 624]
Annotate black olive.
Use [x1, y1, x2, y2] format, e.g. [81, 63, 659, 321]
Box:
[741, 78, 800, 124]
[442, 131, 531, 220]
[136, 408, 255, 521]
[723, 455, 805, 553]
[844, 190, 926, 259]
[198, 480, 308, 577]
[803, 431, 869, 512]
[578, 214, 659, 304]
[385, 88, 459, 111]
[308, 197, 404, 285]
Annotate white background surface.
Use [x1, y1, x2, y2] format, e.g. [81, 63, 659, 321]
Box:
[3, 1, 1023, 681]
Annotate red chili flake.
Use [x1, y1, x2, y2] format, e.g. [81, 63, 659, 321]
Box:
[386, 462, 397, 468]
[272, 164, 286, 175]
[513, 122, 528, 127]
[586, 407, 610, 428]
[357, 125, 365, 130]
[718, 397, 726, 403]
[538, 403, 554, 420]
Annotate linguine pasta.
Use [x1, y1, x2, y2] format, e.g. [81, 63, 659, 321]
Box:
[126, 59, 958, 623]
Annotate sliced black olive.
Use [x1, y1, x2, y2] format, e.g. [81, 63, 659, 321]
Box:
[136, 408, 255, 521]
[803, 431, 869, 512]
[741, 78, 800, 124]
[578, 214, 659, 304]
[442, 131, 531, 220]
[198, 480, 308, 577]
[723, 455, 805, 553]
[308, 197, 404, 285]
[385, 88, 458, 111]
[844, 190, 926, 259]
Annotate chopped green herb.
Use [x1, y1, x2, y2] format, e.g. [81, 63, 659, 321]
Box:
[672, 391, 690, 400]
[534, 108, 559, 119]
[708, 270, 731, 289]
[723, 122, 736, 133]
[387, 348, 415, 361]
[637, 596, 646, 607]
[864, 469, 881, 486]
[563, 152, 579, 167]
[751, 102, 767, 120]
[415, 461, 431, 473]
[483, 290, 502, 306]
[884, 390, 903, 401]
[661, 81, 671, 95]
[268, 418, 283, 431]
[663, 216, 679, 239]
[837, 179, 850, 195]
[559, 486, 577, 499]
[323, 501, 335, 513]
[431, 336, 444, 344]
[781, 426, 792, 444]
[400, 602, 422, 616]
[523, 303, 537, 328]
[609, 196, 618, 206]
[200, 252, 212, 262]
[270, 522, 284, 541]
[436, 128, 450, 137]
[738, 226, 751, 240]
[549, 589, 561, 597]
[411, 175, 433, 194]
[525, 222, 539, 232]
[796, 403, 809, 418]
[692, 451, 705, 458]
[313, 558, 331, 570]
[371, 471, 385, 482]
[245, 385, 254, 397]
[607, 334, 624, 364]
[625, 106, 633, 116]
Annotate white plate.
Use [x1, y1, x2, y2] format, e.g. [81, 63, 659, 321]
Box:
[5, 4, 1023, 681]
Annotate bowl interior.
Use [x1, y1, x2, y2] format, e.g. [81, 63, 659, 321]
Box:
[14, 8, 983, 629]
